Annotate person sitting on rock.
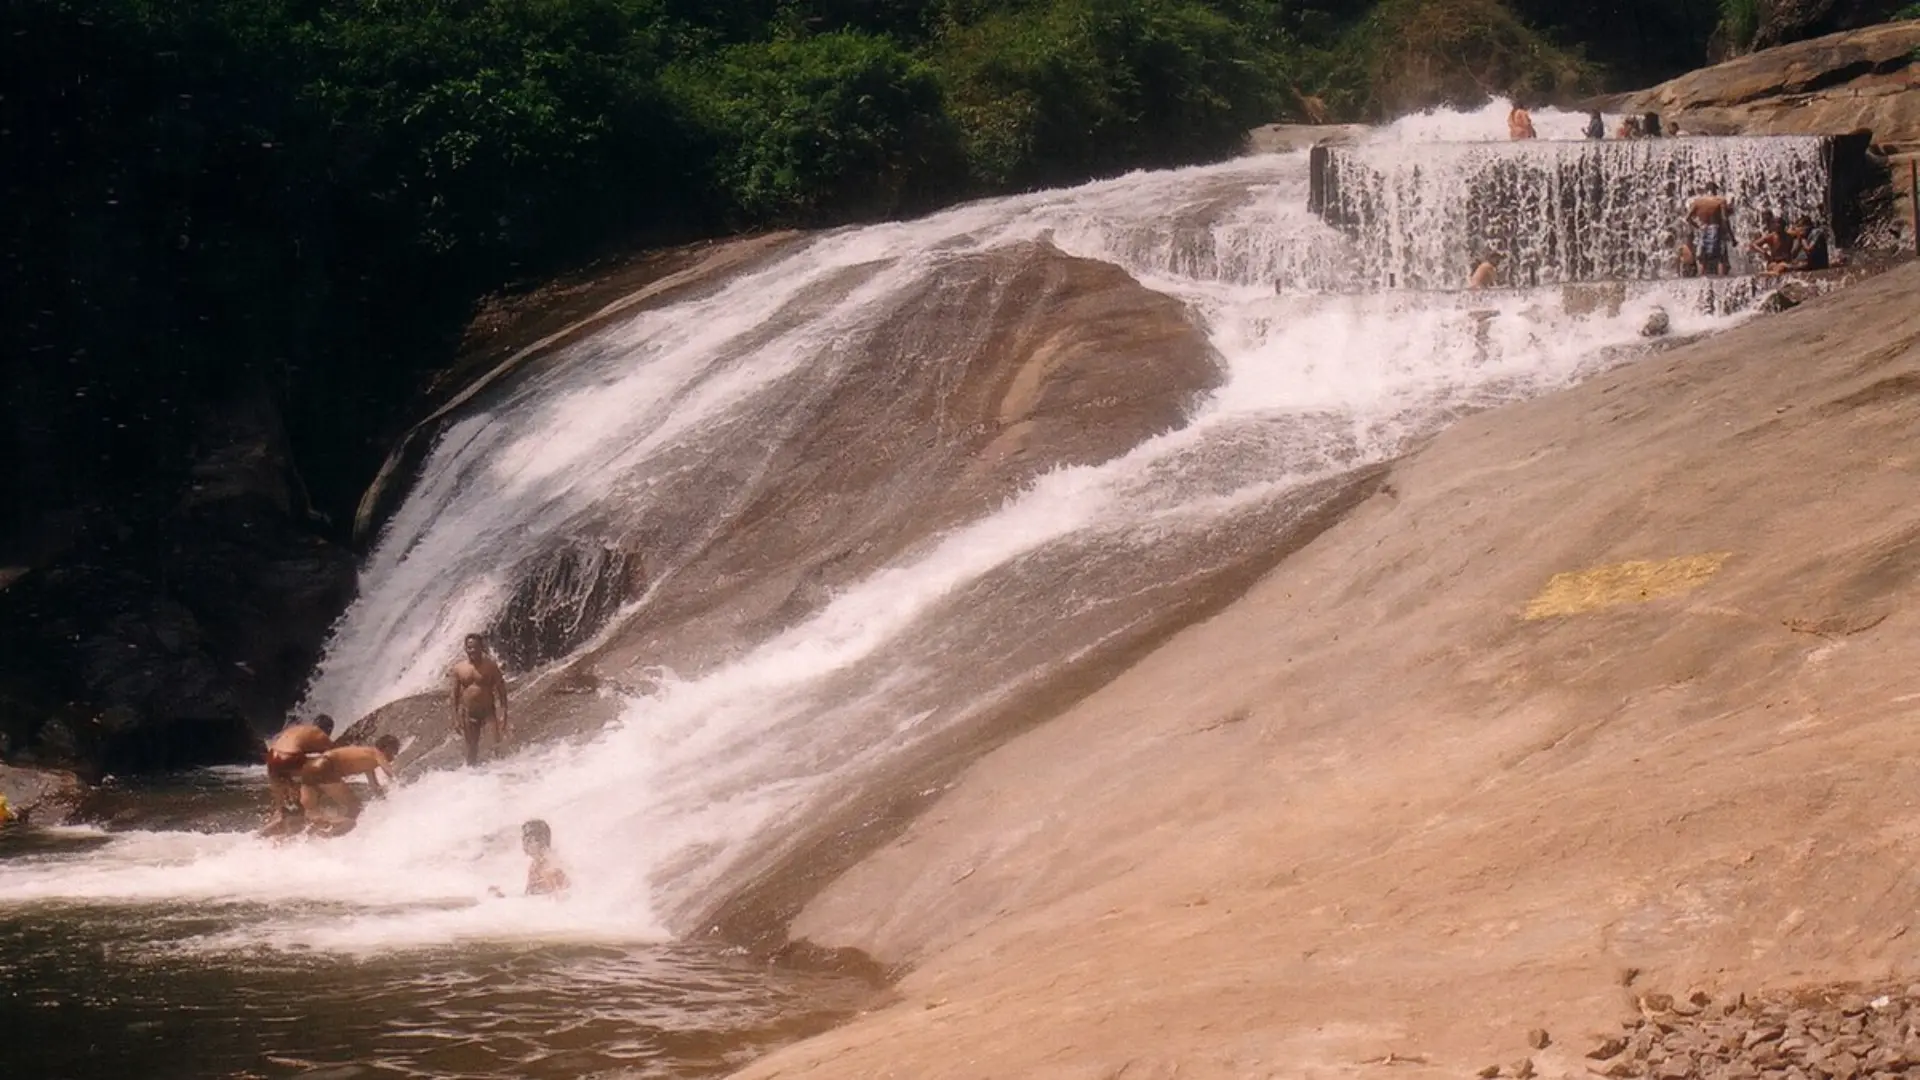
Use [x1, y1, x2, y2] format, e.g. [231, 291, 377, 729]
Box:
[1749, 211, 1790, 269]
[259, 714, 333, 836]
[521, 819, 570, 896]
[1664, 229, 1698, 278]
[1616, 115, 1642, 139]
[1584, 110, 1605, 140]
[1772, 215, 1831, 273]
[1468, 249, 1505, 290]
[1507, 104, 1536, 140]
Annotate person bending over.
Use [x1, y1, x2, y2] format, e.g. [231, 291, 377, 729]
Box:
[449, 633, 510, 767]
[260, 715, 333, 835]
[290, 734, 403, 837]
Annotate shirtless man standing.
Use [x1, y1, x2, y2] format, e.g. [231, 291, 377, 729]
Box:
[1507, 104, 1536, 141]
[1688, 182, 1735, 276]
[260, 715, 333, 835]
[449, 633, 509, 767]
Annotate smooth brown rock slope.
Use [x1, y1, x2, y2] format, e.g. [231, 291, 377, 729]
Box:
[349, 240, 1227, 766]
[730, 263, 1920, 1080]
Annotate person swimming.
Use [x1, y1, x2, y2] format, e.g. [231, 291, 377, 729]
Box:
[522, 819, 570, 896]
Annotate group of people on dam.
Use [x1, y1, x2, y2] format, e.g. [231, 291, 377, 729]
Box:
[1505, 104, 1672, 142]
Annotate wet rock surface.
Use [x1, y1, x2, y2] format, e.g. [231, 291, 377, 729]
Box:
[0, 763, 88, 826]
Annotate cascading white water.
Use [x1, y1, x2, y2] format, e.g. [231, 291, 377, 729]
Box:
[1319, 134, 1830, 289]
[0, 105, 1784, 953]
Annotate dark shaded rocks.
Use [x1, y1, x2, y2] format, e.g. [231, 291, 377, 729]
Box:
[1750, 0, 1906, 53]
[490, 542, 643, 672]
[0, 389, 354, 777]
[1578, 983, 1920, 1080]
[1530, 1029, 1553, 1050]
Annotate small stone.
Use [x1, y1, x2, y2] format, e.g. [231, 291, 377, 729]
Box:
[1829, 1051, 1862, 1080]
[1723, 1064, 1760, 1080]
[1746, 1026, 1787, 1050]
[1644, 993, 1677, 1013]
[1528, 1029, 1552, 1050]
[1513, 1059, 1537, 1080]
[1603, 1062, 1637, 1078]
[1479, 1064, 1502, 1078]
[1591, 1037, 1630, 1061]
[1620, 968, 1644, 987]
[1864, 1048, 1906, 1071]
[1691, 991, 1715, 1008]
[1656, 1059, 1692, 1080]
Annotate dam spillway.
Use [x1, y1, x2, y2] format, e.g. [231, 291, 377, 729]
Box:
[1307, 135, 1855, 289]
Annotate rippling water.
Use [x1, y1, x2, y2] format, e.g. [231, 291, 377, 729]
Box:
[0, 772, 876, 1079]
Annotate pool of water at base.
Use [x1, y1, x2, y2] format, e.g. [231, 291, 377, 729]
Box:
[0, 773, 878, 1080]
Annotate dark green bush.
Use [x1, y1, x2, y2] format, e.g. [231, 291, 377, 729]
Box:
[935, 0, 1282, 188]
[667, 31, 961, 222]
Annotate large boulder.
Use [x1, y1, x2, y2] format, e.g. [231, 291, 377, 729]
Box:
[1610, 22, 1920, 148]
[344, 240, 1228, 769]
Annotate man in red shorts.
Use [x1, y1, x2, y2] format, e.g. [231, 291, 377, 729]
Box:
[258, 714, 333, 836]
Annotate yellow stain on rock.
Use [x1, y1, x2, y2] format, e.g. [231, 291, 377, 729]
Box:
[1524, 553, 1732, 620]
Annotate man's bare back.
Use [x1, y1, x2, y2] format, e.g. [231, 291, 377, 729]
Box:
[449, 634, 509, 766]
[1687, 185, 1735, 276]
[260, 717, 334, 834]
[1688, 194, 1730, 228]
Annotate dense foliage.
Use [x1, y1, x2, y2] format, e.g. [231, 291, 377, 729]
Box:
[0, 0, 1895, 545]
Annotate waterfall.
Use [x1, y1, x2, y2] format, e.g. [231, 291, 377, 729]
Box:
[0, 105, 1808, 952]
[1313, 135, 1831, 289]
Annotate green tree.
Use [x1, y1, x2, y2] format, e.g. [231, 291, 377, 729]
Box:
[935, 0, 1282, 189]
[667, 31, 961, 222]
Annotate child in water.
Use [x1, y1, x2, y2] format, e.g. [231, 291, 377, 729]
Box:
[522, 819, 570, 896]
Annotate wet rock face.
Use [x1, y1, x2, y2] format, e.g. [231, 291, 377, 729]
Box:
[1580, 985, 1920, 1080]
[0, 764, 87, 826]
[489, 543, 641, 672]
[350, 240, 1225, 761]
